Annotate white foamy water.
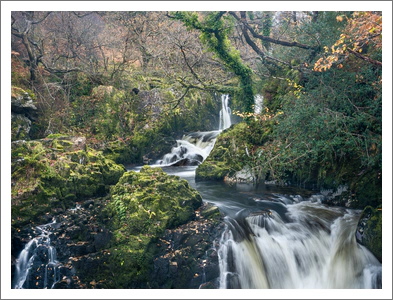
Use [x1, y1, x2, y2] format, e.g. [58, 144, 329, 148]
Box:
[217, 201, 382, 289]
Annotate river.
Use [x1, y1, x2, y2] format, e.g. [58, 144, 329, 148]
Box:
[12, 94, 382, 291]
[129, 164, 382, 289]
[127, 94, 382, 289]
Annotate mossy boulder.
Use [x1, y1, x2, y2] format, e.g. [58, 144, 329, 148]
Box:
[11, 136, 125, 228]
[196, 161, 232, 181]
[102, 139, 141, 164]
[356, 206, 382, 262]
[196, 122, 257, 182]
[86, 165, 203, 288]
[11, 86, 37, 141]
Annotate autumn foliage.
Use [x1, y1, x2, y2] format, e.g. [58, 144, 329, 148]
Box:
[314, 11, 382, 72]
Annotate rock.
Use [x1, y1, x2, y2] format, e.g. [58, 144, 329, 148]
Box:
[12, 162, 225, 289]
[11, 113, 32, 141]
[200, 205, 221, 219]
[149, 202, 225, 289]
[11, 136, 126, 229]
[94, 230, 112, 251]
[11, 87, 37, 141]
[11, 87, 37, 116]
[356, 206, 382, 262]
[169, 157, 201, 167]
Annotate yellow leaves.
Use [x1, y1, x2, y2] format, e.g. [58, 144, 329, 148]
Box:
[315, 11, 382, 72]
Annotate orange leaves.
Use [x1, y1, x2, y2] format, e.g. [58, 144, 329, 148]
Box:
[314, 11, 382, 72]
[313, 55, 338, 72]
[336, 15, 344, 22]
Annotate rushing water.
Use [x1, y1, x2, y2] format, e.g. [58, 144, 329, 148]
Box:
[219, 94, 232, 131]
[254, 94, 263, 115]
[157, 94, 232, 167]
[13, 94, 382, 290]
[148, 166, 382, 289]
[13, 220, 62, 289]
[144, 93, 382, 289]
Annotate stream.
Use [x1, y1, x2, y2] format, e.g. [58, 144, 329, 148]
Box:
[129, 164, 382, 289]
[128, 94, 382, 289]
[13, 95, 382, 289]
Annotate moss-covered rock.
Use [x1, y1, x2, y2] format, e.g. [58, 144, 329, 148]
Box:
[356, 206, 382, 262]
[196, 161, 233, 181]
[11, 136, 125, 228]
[195, 121, 270, 182]
[102, 139, 141, 164]
[11, 86, 37, 141]
[85, 165, 203, 288]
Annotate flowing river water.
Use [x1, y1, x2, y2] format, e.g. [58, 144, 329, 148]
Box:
[131, 164, 382, 289]
[130, 95, 382, 289]
[13, 95, 382, 290]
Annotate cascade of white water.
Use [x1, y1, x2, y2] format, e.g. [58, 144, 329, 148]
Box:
[219, 94, 231, 130]
[254, 94, 263, 115]
[13, 220, 61, 289]
[158, 131, 220, 166]
[157, 94, 232, 166]
[217, 201, 382, 289]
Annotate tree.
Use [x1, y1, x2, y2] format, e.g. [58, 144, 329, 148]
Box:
[11, 12, 52, 81]
[314, 11, 382, 72]
[172, 11, 255, 113]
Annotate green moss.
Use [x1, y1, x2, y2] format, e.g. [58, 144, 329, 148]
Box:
[196, 161, 232, 181]
[11, 137, 126, 228]
[46, 133, 68, 139]
[103, 140, 140, 164]
[96, 165, 203, 287]
[358, 206, 382, 262]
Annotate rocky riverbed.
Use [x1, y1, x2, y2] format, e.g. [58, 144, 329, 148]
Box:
[12, 197, 224, 289]
[12, 159, 225, 289]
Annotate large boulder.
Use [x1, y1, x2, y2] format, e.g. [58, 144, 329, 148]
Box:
[71, 165, 207, 288]
[12, 195, 224, 289]
[11, 135, 126, 229]
[11, 86, 37, 141]
[355, 206, 382, 262]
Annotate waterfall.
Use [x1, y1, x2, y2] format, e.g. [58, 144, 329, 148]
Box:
[219, 94, 232, 130]
[158, 131, 220, 166]
[254, 94, 263, 115]
[157, 94, 232, 167]
[217, 202, 382, 289]
[13, 220, 62, 289]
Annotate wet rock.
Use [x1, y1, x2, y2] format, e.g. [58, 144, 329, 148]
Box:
[12, 169, 225, 289]
[356, 206, 382, 262]
[149, 202, 225, 289]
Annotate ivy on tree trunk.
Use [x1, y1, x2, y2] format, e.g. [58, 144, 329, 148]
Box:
[172, 11, 255, 114]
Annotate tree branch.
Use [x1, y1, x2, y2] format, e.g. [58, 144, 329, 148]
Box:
[31, 12, 52, 24]
[231, 11, 316, 50]
[347, 48, 382, 67]
[179, 46, 204, 85]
